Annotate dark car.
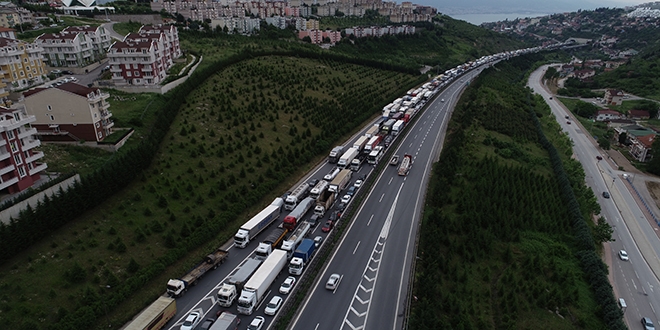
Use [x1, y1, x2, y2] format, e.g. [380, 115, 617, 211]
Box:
[309, 214, 320, 227]
[308, 178, 319, 187]
[384, 135, 393, 148]
[346, 186, 356, 196]
[200, 319, 215, 330]
[322, 220, 334, 233]
[336, 202, 346, 213]
[329, 211, 339, 223]
[603, 191, 610, 199]
[566, 121, 571, 124]
[565, 115, 569, 119]
[596, 155, 603, 160]
[61, 70, 74, 75]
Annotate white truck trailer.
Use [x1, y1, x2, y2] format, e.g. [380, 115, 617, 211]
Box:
[216, 257, 263, 307]
[280, 221, 311, 258]
[236, 249, 288, 315]
[233, 198, 283, 248]
[337, 147, 359, 169]
[284, 182, 310, 211]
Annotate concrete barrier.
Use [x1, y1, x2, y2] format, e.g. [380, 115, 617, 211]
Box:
[0, 174, 80, 224]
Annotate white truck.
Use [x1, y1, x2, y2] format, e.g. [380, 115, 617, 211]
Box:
[392, 120, 405, 136]
[329, 169, 352, 193]
[233, 198, 284, 248]
[337, 147, 359, 169]
[349, 157, 363, 171]
[309, 180, 329, 200]
[280, 221, 311, 258]
[367, 146, 384, 165]
[365, 125, 378, 138]
[353, 135, 369, 153]
[284, 182, 310, 211]
[217, 257, 263, 307]
[324, 167, 340, 181]
[237, 249, 288, 315]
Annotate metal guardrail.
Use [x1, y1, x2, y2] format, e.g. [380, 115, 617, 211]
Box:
[625, 176, 660, 226]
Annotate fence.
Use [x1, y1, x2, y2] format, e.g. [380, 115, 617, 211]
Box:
[625, 176, 660, 226]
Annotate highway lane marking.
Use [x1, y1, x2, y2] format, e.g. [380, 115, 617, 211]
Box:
[353, 241, 361, 254]
[367, 214, 373, 226]
[652, 303, 657, 315]
[649, 283, 654, 293]
[409, 142, 413, 148]
[414, 135, 418, 139]
[388, 177, 393, 185]
[314, 324, 320, 330]
[379, 193, 385, 202]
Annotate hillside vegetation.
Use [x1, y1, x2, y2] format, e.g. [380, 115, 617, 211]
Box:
[594, 42, 660, 100]
[409, 55, 624, 329]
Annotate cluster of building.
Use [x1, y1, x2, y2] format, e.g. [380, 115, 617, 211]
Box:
[344, 25, 415, 38]
[626, 7, 660, 18]
[558, 59, 629, 82]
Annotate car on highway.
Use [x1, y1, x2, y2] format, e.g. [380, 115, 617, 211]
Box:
[642, 317, 655, 330]
[314, 235, 323, 248]
[354, 179, 363, 188]
[390, 155, 399, 166]
[264, 296, 283, 315]
[180, 311, 201, 330]
[603, 191, 610, 199]
[326, 273, 341, 290]
[308, 178, 319, 187]
[309, 214, 320, 227]
[596, 155, 603, 160]
[199, 318, 215, 330]
[619, 250, 629, 261]
[384, 135, 393, 148]
[248, 316, 265, 330]
[279, 276, 296, 294]
[341, 195, 351, 204]
[322, 220, 335, 233]
[346, 186, 356, 196]
[336, 202, 346, 213]
[329, 210, 339, 223]
[441, 98, 445, 102]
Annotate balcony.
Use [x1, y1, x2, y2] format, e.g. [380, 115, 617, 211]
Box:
[100, 110, 112, 119]
[21, 139, 40, 151]
[0, 152, 9, 161]
[102, 120, 114, 129]
[18, 127, 36, 139]
[0, 114, 36, 131]
[0, 176, 18, 190]
[25, 151, 44, 164]
[89, 91, 110, 102]
[0, 163, 13, 175]
[29, 163, 47, 176]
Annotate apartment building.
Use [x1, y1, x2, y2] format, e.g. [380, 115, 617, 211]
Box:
[0, 2, 34, 29]
[61, 25, 112, 58]
[23, 82, 113, 142]
[36, 31, 94, 67]
[0, 105, 46, 193]
[0, 37, 46, 91]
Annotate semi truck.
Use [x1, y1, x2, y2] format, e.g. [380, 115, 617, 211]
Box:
[217, 257, 263, 307]
[324, 167, 340, 181]
[120, 296, 176, 330]
[364, 135, 383, 154]
[233, 197, 284, 248]
[367, 146, 384, 165]
[309, 180, 329, 200]
[392, 120, 405, 136]
[328, 146, 345, 164]
[353, 135, 369, 153]
[289, 239, 316, 275]
[209, 312, 240, 330]
[329, 169, 352, 193]
[283, 196, 315, 230]
[284, 182, 310, 211]
[314, 189, 336, 217]
[255, 225, 289, 260]
[349, 157, 363, 171]
[365, 125, 378, 138]
[280, 221, 311, 258]
[166, 247, 229, 298]
[337, 147, 359, 168]
[398, 154, 413, 176]
[237, 249, 288, 315]
[381, 119, 396, 135]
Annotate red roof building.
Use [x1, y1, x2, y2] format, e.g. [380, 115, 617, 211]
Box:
[0, 106, 46, 193]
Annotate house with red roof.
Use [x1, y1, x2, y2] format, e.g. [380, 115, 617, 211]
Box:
[604, 89, 624, 106]
[35, 25, 110, 67]
[22, 82, 113, 142]
[630, 133, 656, 162]
[595, 109, 622, 122]
[0, 106, 46, 193]
[629, 109, 650, 120]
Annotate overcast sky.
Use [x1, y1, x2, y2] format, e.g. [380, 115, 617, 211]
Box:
[417, 0, 646, 14]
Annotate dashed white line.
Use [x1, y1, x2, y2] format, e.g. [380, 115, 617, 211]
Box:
[353, 241, 361, 254]
[367, 214, 373, 226]
[379, 193, 384, 202]
[388, 177, 393, 185]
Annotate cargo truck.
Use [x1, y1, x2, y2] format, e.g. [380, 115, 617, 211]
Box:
[365, 125, 378, 138]
[280, 221, 311, 258]
[283, 196, 315, 230]
[284, 182, 310, 211]
[337, 147, 359, 168]
[314, 189, 336, 217]
[328, 146, 345, 164]
[217, 257, 263, 307]
[167, 248, 229, 298]
[328, 169, 352, 193]
[367, 146, 384, 165]
[237, 249, 288, 315]
[381, 119, 396, 135]
[398, 154, 413, 176]
[255, 225, 288, 260]
[364, 135, 383, 154]
[323, 167, 340, 181]
[392, 120, 405, 136]
[309, 180, 329, 200]
[353, 135, 369, 153]
[120, 296, 176, 330]
[234, 198, 283, 248]
[349, 157, 363, 171]
[209, 312, 240, 330]
[289, 239, 316, 275]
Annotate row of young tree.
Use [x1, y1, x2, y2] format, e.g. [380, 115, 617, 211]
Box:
[408, 54, 625, 329]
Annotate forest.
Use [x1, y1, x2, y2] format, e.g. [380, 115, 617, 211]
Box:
[408, 54, 624, 329]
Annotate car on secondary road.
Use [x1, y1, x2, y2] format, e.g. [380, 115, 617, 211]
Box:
[322, 220, 335, 233]
[279, 276, 296, 294]
[180, 312, 201, 330]
[619, 250, 629, 261]
[596, 155, 603, 160]
[566, 121, 571, 124]
[642, 317, 655, 330]
[61, 70, 74, 75]
[248, 316, 265, 330]
[565, 115, 569, 119]
[314, 236, 323, 248]
[603, 191, 610, 199]
[326, 273, 341, 290]
[354, 179, 363, 188]
[264, 296, 283, 316]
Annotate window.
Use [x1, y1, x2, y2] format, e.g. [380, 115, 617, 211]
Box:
[49, 115, 54, 121]
[13, 113, 19, 121]
[134, 71, 139, 76]
[94, 113, 97, 118]
[17, 166, 25, 177]
[126, 71, 131, 77]
[9, 140, 17, 152]
[23, 151, 28, 158]
[6, 130, 13, 139]
[47, 105, 52, 111]
[13, 154, 21, 165]
[97, 131, 102, 139]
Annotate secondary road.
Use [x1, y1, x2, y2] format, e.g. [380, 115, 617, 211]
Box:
[529, 66, 660, 328]
[289, 69, 485, 330]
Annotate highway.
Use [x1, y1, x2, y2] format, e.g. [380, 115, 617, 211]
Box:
[289, 69, 485, 330]
[528, 66, 660, 328]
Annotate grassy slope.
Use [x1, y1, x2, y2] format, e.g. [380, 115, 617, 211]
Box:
[594, 43, 660, 101]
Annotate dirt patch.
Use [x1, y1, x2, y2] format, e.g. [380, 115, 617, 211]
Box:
[646, 181, 660, 208]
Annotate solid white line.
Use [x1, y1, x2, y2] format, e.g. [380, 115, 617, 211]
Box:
[353, 241, 361, 254]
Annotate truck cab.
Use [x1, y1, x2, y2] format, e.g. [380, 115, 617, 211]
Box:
[166, 279, 186, 297]
[217, 283, 237, 307]
[254, 243, 272, 261]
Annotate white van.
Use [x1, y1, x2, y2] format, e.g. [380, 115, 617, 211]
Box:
[618, 298, 627, 311]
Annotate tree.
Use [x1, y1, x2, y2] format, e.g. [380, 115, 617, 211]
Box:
[598, 136, 610, 150]
[593, 216, 614, 243]
[618, 132, 627, 145]
[646, 137, 660, 175]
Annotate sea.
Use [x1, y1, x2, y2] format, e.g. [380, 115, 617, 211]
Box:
[450, 13, 551, 25]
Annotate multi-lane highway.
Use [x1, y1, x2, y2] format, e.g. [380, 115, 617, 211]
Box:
[289, 69, 485, 330]
[529, 66, 660, 328]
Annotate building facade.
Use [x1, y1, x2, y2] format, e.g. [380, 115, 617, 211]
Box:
[23, 82, 113, 142]
[0, 106, 46, 193]
[61, 25, 112, 58]
[605, 89, 624, 106]
[0, 37, 46, 92]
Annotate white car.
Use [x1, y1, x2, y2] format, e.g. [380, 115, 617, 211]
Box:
[619, 250, 629, 261]
[354, 180, 363, 188]
[326, 273, 341, 290]
[314, 235, 323, 248]
[340, 195, 351, 204]
[279, 276, 296, 294]
[264, 296, 283, 316]
[247, 316, 265, 330]
[180, 312, 201, 330]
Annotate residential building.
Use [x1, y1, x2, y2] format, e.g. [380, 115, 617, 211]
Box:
[629, 109, 650, 120]
[298, 29, 341, 44]
[630, 133, 655, 162]
[573, 69, 595, 80]
[595, 109, 622, 122]
[23, 82, 113, 142]
[0, 105, 47, 193]
[604, 89, 624, 105]
[61, 25, 112, 58]
[0, 37, 46, 91]
[0, 26, 16, 39]
[211, 17, 261, 34]
[35, 31, 94, 67]
[0, 2, 34, 29]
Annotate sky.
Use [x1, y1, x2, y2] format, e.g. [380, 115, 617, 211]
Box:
[415, 0, 646, 15]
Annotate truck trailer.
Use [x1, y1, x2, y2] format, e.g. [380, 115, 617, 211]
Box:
[365, 126, 378, 138]
[309, 180, 329, 200]
[284, 182, 310, 211]
[217, 257, 263, 307]
[337, 147, 359, 169]
[328, 169, 352, 193]
[282, 196, 315, 230]
[120, 296, 176, 330]
[280, 221, 311, 258]
[364, 135, 383, 154]
[167, 248, 229, 298]
[209, 312, 240, 330]
[289, 239, 316, 275]
[398, 154, 413, 176]
[353, 135, 369, 153]
[392, 120, 405, 136]
[314, 189, 336, 217]
[255, 225, 289, 260]
[367, 146, 384, 165]
[237, 249, 288, 315]
[233, 197, 283, 248]
[328, 146, 345, 164]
